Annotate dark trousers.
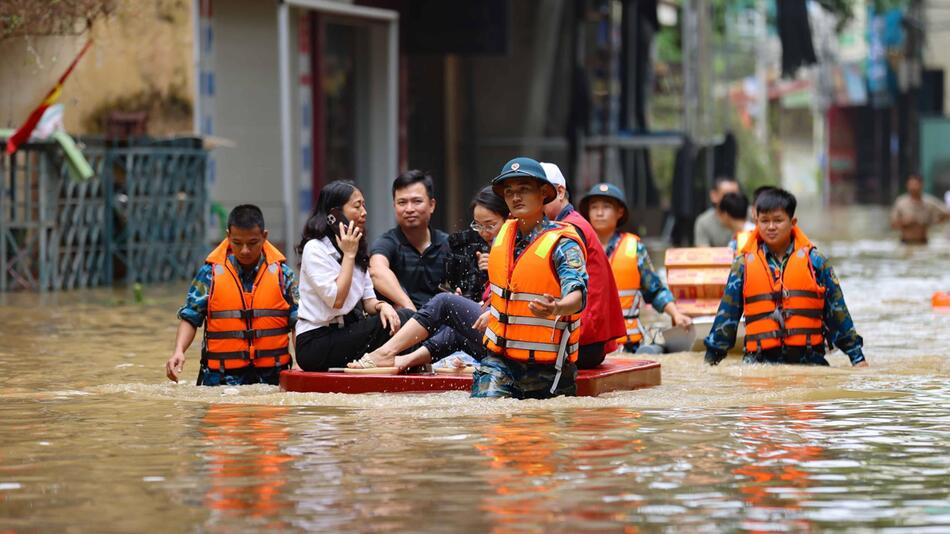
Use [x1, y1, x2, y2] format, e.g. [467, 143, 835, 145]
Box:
[295, 308, 415, 371]
[414, 293, 487, 361]
[197, 364, 289, 386]
[576, 342, 607, 370]
[743, 347, 830, 366]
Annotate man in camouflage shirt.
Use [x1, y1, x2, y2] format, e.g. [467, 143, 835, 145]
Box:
[704, 189, 867, 367]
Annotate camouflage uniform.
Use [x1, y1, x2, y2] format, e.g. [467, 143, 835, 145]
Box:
[703, 240, 865, 366]
[472, 218, 588, 398]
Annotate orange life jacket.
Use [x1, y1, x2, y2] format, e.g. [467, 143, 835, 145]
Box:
[742, 227, 825, 354]
[735, 229, 754, 257]
[483, 220, 586, 370]
[203, 238, 291, 371]
[607, 232, 644, 345]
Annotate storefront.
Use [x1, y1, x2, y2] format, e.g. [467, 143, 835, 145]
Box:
[193, 0, 398, 263]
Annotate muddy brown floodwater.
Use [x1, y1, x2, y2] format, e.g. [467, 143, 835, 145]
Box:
[1, 206, 948, 531]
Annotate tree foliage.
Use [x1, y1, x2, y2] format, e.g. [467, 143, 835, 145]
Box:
[0, 0, 116, 41]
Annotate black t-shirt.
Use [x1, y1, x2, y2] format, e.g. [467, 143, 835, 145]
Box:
[370, 226, 450, 308]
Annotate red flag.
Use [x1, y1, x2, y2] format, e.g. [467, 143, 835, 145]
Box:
[5, 40, 93, 155]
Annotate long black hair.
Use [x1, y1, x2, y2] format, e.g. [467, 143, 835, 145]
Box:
[297, 180, 369, 268]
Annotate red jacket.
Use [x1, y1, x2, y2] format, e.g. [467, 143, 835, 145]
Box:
[561, 208, 627, 348]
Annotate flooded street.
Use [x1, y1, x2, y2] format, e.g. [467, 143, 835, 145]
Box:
[1, 206, 949, 532]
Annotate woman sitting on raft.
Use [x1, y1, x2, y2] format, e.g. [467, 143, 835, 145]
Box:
[295, 180, 415, 371]
[348, 187, 509, 371]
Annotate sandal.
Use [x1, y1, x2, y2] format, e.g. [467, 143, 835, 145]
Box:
[347, 354, 379, 369]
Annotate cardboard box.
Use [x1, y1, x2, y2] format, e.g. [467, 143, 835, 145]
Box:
[675, 298, 722, 316]
[665, 247, 734, 268]
[666, 267, 731, 300]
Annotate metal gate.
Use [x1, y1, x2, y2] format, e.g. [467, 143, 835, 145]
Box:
[1, 137, 209, 291]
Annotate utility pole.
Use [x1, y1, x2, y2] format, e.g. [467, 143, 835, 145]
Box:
[754, 0, 769, 145]
[682, 0, 699, 140]
[902, 0, 923, 195]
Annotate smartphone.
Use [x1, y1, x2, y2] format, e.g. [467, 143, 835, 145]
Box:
[327, 207, 351, 236]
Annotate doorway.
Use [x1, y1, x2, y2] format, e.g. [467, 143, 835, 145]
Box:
[307, 8, 397, 240]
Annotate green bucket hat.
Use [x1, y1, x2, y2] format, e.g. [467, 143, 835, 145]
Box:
[579, 182, 629, 225]
[490, 157, 556, 204]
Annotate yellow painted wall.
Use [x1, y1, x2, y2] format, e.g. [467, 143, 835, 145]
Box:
[0, 0, 193, 135]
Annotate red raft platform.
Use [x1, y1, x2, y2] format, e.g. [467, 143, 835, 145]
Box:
[280, 357, 661, 397]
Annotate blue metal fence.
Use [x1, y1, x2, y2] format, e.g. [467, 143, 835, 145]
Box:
[1, 137, 209, 291]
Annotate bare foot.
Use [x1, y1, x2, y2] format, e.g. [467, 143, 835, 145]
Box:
[394, 351, 431, 372]
[450, 357, 466, 369]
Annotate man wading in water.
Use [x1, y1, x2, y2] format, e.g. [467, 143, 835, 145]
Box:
[890, 174, 950, 244]
[473, 157, 589, 398]
[703, 188, 868, 367]
[165, 205, 299, 386]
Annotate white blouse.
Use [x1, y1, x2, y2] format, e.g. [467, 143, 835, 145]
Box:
[296, 236, 376, 336]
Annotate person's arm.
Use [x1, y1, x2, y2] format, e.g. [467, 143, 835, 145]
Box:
[928, 196, 950, 223]
[661, 301, 692, 328]
[166, 320, 198, 382]
[362, 297, 402, 335]
[359, 266, 401, 334]
[328, 222, 363, 308]
[636, 243, 690, 326]
[477, 250, 489, 272]
[528, 289, 584, 317]
[167, 266, 211, 381]
[281, 263, 299, 323]
[333, 256, 356, 309]
[703, 257, 745, 365]
[369, 254, 416, 310]
[890, 202, 904, 229]
[812, 250, 868, 367]
[529, 237, 588, 317]
[280, 263, 299, 353]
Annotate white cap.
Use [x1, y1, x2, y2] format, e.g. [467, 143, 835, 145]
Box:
[540, 162, 566, 188]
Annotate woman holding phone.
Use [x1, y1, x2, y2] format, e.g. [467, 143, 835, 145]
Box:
[295, 180, 414, 371]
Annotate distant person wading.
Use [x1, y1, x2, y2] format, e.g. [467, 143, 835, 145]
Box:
[890, 174, 950, 244]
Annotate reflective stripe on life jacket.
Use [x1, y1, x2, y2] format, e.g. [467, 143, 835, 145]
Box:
[608, 232, 643, 345]
[483, 220, 586, 369]
[203, 238, 291, 371]
[742, 226, 825, 354]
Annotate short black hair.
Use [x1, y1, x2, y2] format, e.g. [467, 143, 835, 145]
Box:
[392, 169, 435, 199]
[755, 188, 797, 218]
[228, 204, 265, 231]
[752, 185, 776, 203]
[717, 191, 749, 220]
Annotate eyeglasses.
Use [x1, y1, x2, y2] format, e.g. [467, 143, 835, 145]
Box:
[470, 220, 499, 233]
